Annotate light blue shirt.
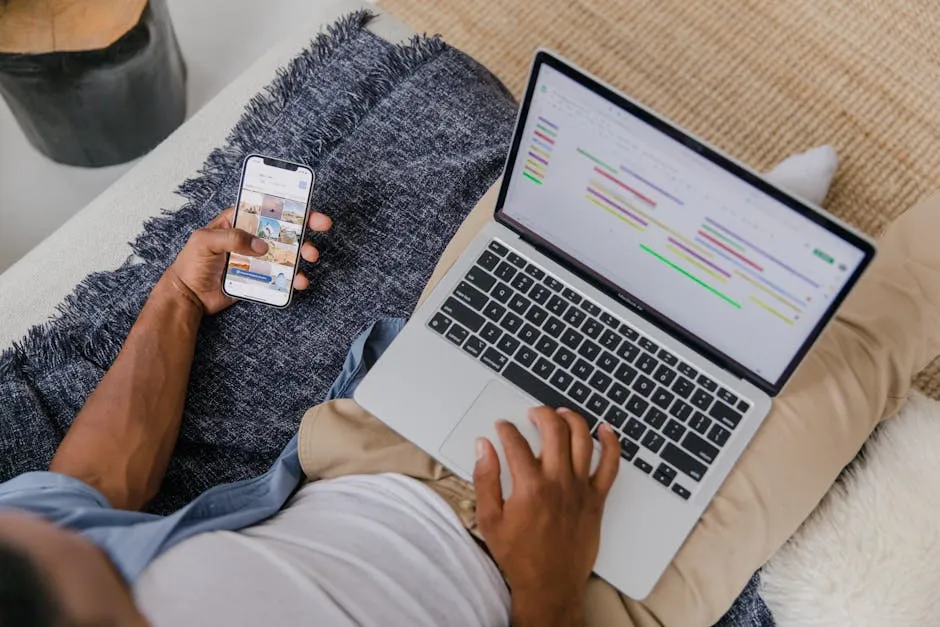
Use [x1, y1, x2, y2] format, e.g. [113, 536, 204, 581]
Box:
[0, 318, 405, 582]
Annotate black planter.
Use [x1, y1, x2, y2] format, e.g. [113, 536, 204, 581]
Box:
[0, 0, 186, 167]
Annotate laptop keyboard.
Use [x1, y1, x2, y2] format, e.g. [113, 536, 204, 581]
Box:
[428, 240, 752, 501]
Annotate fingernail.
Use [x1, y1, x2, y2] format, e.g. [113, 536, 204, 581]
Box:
[251, 238, 269, 253]
[557, 407, 571, 414]
[475, 438, 486, 461]
[600, 423, 613, 434]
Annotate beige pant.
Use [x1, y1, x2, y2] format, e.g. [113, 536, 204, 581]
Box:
[297, 183, 940, 626]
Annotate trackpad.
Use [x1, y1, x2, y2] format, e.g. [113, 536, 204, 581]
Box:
[440, 380, 542, 498]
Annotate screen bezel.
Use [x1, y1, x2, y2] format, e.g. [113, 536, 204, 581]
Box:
[494, 51, 876, 396]
[222, 154, 315, 309]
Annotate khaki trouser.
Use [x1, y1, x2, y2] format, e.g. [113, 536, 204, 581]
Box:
[297, 182, 940, 626]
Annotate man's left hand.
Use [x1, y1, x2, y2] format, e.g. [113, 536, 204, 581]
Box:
[166, 207, 333, 314]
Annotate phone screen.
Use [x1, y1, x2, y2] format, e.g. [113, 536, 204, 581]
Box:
[223, 156, 315, 307]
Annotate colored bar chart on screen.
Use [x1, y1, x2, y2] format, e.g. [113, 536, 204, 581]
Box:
[524, 117, 558, 185]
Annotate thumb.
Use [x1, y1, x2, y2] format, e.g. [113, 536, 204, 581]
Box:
[197, 227, 269, 257]
[472, 438, 503, 535]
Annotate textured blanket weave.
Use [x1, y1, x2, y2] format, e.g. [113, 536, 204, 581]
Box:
[0, 11, 516, 513]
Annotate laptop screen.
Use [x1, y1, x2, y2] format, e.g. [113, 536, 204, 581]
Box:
[498, 57, 872, 391]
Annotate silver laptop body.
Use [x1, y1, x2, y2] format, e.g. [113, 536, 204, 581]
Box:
[355, 51, 875, 599]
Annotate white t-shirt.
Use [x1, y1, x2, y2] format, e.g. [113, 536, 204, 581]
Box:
[134, 473, 510, 627]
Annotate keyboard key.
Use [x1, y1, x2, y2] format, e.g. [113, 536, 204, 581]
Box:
[488, 241, 508, 256]
[535, 336, 559, 357]
[682, 432, 720, 464]
[441, 298, 484, 332]
[482, 301, 506, 322]
[466, 266, 496, 292]
[480, 323, 502, 344]
[572, 359, 594, 380]
[641, 431, 665, 453]
[644, 407, 667, 429]
[633, 458, 654, 474]
[510, 273, 535, 293]
[671, 401, 693, 423]
[582, 318, 604, 339]
[530, 285, 551, 304]
[533, 357, 555, 378]
[689, 412, 711, 435]
[639, 337, 659, 353]
[671, 376, 694, 399]
[481, 347, 508, 371]
[708, 400, 744, 430]
[454, 281, 488, 310]
[587, 394, 609, 416]
[519, 324, 540, 345]
[623, 418, 645, 440]
[580, 301, 601, 316]
[589, 371, 613, 394]
[577, 340, 601, 361]
[502, 363, 590, 427]
[608, 382, 629, 405]
[570, 382, 591, 404]
[632, 375, 655, 397]
[651, 387, 675, 410]
[614, 363, 638, 386]
[708, 423, 730, 446]
[599, 329, 621, 351]
[737, 399, 751, 413]
[563, 307, 587, 327]
[661, 443, 707, 482]
[524, 264, 545, 280]
[696, 374, 718, 392]
[606, 407, 629, 429]
[543, 316, 565, 338]
[653, 463, 677, 487]
[637, 353, 658, 374]
[657, 349, 678, 366]
[562, 287, 582, 304]
[525, 305, 548, 325]
[516, 346, 538, 367]
[619, 324, 639, 341]
[550, 370, 574, 392]
[507, 252, 526, 268]
[616, 342, 640, 363]
[597, 351, 618, 374]
[663, 419, 686, 442]
[478, 250, 500, 270]
[600, 311, 619, 329]
[717, 387, 739, 406]
[428, 312, 452, 334]
[508, 293, 531, 314]
[654, 364, 676, 386]
[497, 334, 520, 356]
[553, 347, 576, 369]
[672, 484, 691, 500]
[626, 396, 649, 418]
[546, 295, 568, 316]
[560, 328, 583, 349]
[445, 323, 469, 345]
[544, 276, 564, 291]
[463, 335, 486, 357]
[620, 438, 639, 461]
[491, 282, 512, 303]
[494, 262, 517, 281]
[690, 389, 713, 410]
[677, 362, 698, 379]
[499, 312, 523, 334]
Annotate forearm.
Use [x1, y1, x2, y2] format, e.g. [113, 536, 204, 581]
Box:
[511, 589, 585, 627]
[50, 273, 204, 510]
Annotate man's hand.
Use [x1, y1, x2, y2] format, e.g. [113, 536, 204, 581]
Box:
[166, 207, 333, 314]
[473, 407, 620, 627]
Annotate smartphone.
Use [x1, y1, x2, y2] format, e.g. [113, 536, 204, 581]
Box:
[222, 155, 315, 308]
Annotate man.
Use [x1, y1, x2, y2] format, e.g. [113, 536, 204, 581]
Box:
[2, 183, 940, 626]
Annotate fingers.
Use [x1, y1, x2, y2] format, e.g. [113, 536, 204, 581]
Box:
[528, 407, 571, 476]
[307, 212, 332, 232]
[300, 242, 319, 264]
[495, 420, 538, 488]
[557, 408, 593, 478]
[195, 227, 268, 257]
[293, 273, 310, 291]
[472, 437, 503, 535]
[591, 423, 621, 499]
[207, 207, 235, 229]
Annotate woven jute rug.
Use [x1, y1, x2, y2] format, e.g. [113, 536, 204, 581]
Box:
[380, 0, 940, 397]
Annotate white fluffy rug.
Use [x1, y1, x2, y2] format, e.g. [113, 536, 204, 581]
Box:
[760, 392, 940, 626]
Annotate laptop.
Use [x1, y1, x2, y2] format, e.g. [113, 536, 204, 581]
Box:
[354, 51, 876, 599]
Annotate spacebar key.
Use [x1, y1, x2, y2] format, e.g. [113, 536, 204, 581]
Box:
[501, 363, 596, 430]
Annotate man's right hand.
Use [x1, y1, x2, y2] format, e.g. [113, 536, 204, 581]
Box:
[473, 407, 620, 627]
